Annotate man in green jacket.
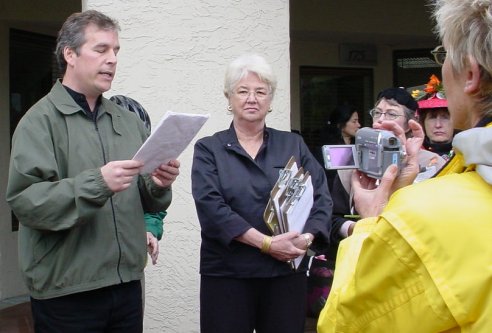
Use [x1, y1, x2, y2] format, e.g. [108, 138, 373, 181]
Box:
[6, 10, 180, 333]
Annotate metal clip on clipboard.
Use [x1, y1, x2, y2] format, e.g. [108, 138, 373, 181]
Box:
[285, 176, 308, 216]
[263, 157, 297, 235]
[282, 171, 313, 270]
[262, 156, 313, 270]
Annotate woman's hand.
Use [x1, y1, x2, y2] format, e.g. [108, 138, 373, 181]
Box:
[235, 228, 305, 263]
[352, 120, 424, 218]
[269, 231, 305, 262]
[352, 164, 398, 218]
[292, 233, 313, 250]
[372, 119, 424, 191]
[146, 232, 159, 265]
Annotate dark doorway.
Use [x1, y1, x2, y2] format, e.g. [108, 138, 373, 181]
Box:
[9, 29, 57, 231]
[299, 66, 373, 155]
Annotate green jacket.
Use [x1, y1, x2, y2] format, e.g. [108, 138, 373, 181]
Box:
[6, 81, 172, 299]
[145, 211, 166, 240]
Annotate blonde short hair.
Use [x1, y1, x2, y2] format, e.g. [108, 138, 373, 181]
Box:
[433, 0, 492, 116]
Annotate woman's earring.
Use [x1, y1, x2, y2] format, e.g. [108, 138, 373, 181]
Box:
[268, 107, 273, 113]
[227, 105, 232, 114]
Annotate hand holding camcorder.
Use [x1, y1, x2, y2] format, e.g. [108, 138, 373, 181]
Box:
[322, 127, 405, 179]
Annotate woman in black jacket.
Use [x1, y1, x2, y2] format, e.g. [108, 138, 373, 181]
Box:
[191, 53, 332, 333]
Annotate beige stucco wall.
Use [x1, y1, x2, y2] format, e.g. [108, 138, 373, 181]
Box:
[84, 1, 290, 331]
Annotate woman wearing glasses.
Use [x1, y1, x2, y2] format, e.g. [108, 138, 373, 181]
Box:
[191, 53, 332, 333]
[318, 87, 446, 331]
[370, 87, 446, 181]
[328, 87, 445, 247]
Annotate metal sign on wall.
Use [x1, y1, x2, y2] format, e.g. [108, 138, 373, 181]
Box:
[339, 43, 377, 66]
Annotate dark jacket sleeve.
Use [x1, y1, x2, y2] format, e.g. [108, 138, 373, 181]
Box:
[298, 135, 333, 254]
[327, 172, 352, 244]
[191, 137, 253, 246]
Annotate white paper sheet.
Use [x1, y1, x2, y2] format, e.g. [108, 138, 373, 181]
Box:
[285, 175, 313, 269]
[133, 111, 209, 174]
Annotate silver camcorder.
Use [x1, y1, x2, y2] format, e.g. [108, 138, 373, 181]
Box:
[322, 127, 404, 179]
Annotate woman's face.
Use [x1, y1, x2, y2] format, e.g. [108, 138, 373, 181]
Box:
[372, 98, 409, 132]
[342, 112, 361, 138]
[423, 108, 454, 143]
[228, 72, 272, 124]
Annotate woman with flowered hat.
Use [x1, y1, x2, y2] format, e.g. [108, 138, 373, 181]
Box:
[413, 74, 457, 160]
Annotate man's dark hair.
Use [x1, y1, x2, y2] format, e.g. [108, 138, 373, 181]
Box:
[55, 10, 120, 74]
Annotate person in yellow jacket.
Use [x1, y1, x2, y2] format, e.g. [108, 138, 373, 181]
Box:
[318, 0, 492, 332]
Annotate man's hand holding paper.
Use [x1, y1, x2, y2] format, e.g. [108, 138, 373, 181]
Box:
[151, 159, 181, 188]
[133, 111, 209, 174]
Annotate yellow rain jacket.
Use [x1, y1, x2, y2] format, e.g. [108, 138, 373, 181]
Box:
[318, 125, 492, 332]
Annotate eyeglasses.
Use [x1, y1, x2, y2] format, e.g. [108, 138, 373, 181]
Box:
[235, 89, 270, 100]
[431, 45, 446, 66]
[369, 109, 405, 120]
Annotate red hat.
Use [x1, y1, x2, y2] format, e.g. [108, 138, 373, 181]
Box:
[417, 93, 447, 109]
[412, 74, 447, 110]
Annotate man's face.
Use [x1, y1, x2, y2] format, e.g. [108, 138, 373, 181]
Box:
[65, 24, 120, 99]
[371, 98, 409, 131]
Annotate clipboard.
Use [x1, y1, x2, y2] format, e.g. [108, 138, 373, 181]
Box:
[280, 171, 310, 228]
[282, 172, 313, 269]
[278, 167, 305, 234]
[265, 156, 298, 234]
[263, 199, 280, 235]
[262, 156, 314, 270]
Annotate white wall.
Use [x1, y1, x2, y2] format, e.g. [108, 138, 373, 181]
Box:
[85, 1, 290, 331]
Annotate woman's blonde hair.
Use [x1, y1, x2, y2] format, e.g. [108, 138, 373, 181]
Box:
[433, 0, 492, 116]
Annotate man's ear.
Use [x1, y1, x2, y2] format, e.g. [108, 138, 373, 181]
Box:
[464, 55, 480, 94]
[64, 47, 76, 67]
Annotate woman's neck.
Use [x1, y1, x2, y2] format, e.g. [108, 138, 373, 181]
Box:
[234, 122, 264, 159]
[342, 133, 352, 144]
[234, 121, 264, 142]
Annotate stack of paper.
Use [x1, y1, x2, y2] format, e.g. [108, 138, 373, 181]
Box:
[133, 111, 209, 174]
[263, 156, 314, 269]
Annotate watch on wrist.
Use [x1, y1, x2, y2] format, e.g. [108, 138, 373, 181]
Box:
[303, 234, 312, 248]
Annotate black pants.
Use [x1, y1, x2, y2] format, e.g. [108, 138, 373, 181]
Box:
[200, 274, 307, 333]
[30, 280, 143, 333]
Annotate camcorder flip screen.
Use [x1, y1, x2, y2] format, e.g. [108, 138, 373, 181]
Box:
[321, 145, 359, 170]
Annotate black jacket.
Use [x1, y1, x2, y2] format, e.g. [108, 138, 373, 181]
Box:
[192, 124, 332, 277]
